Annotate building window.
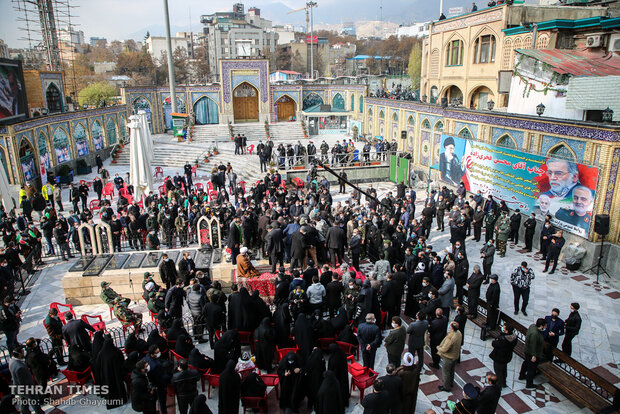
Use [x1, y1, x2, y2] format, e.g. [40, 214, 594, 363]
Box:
[473, 35, 496, 64]
[458, 128, 472, 139]
[496, 134, 516, 149]
[548, 144, 575, 161]
[446, 40, 464, 66]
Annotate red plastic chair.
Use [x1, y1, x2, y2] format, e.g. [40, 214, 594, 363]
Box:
[195, 183, 204, 191]
[246, 144, 255, 155]
[205, 370, 220, 399]
[238, 181, 246, 191]
[89, 199, 100, 212]
[158, 185, 167, 196]
[238, 367, 256, 380]
[214, 330, 224, 340]
[170, 350, 188, 367]
[136, 196, 144, 208]
[102, 183, 115, 199]
[119, 188, 134, 204]
[155, 167, 164, 178]
[148, 310, 156, 322]
[260, 373, 280, 398]
[61, 367, 92, 393]
[346, 355, 366, 377]
[206, 182, 214, 191]
[350, 365, 378, 401]
[189, 365, 210, 392]
[50, 303, 76, 325]
[318, 337, 336, 351]
[192, 165, 198, 178]
[208, 190, 218, 201]
[276, 346, 298, 362]
[241, 393, 268, 414]
[336, 341, 359, 360]
[292, 177, 304, 188]
[81, 315, 106, 336]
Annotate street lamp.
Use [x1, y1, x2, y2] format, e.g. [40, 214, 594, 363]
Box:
[536, 103, 545, 117]
[602, 107, 614, 122]
[487, 99, 495, 111]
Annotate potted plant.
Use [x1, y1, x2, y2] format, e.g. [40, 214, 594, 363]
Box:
[228, 122, 234, 140]
[213, 145, 219, 155]
[76, 159, 92, 175]
[203, 155, 210, 163]
[57, 164, 74, 184]
[194, 158, 199, 167]
[119, 138, 125, 148]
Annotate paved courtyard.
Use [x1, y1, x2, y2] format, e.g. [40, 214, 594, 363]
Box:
[8, 134, 620, 413]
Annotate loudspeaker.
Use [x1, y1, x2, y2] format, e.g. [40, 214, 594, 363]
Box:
[594, 214, 609, 236]
[441, 97, 448, 108]
[401, 130, 407, 140]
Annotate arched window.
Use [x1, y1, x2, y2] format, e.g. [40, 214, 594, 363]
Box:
[91, 121, 105, 151]
[502, 39, 513, 70]
[536, 35, 549, 49]
[332, 93, 345, 110]
[422, 119, 431, 130]
[194, 97, 219, 125]
[367, 107, 373, 117]
[303, 93, 323, 110]
[350, 93, 355, 111]
[497, 134, 516, 149]
[408, 115, 415, 126]
[46, 84, 62, 113]
[548, 144, 575, 161]
[392, 112, 398, 122]
[106, 119, 117, 146]
[435, 121, 444, 132]
[74, 123, 89, 157]
[473, 34, 496, 63]
[379, 110, 385, 119]
[446, 39, 464, 66]
[458, 128, 472, 139]
[359, 95, 363, 113]
[430, 49, 440, 77]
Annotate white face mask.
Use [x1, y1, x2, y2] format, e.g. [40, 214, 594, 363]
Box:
[154, 352, 161, 359]
[428, 293, 432, 299]
[391, 322, 398, 329]
[145, 365, 151, 372]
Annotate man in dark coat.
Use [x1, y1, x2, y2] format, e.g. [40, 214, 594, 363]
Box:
[164, 279, 187, 319]
[562, 302, 582, 358]
[378, 364, 403, 414]
[131, 360, 157, 414]
[406, 312, 428, 369]
[290, 227, 307, 270]
[539, 221, 555, 260]
[466, 265, 484, 318]
[266, 223, 284, 273]
[523, 212, 537, 252]
[171, 360, 200, 414]
[357, 313, 382, 370]
[326, 273, 344, 318]
[178, 251, 196, 284]
[394, 352, 421, 414]
[490, 324, 518, 388]
[543, 230, 565, 274]
[428, 308, 448, 369]
[325, 223, 346, 266]
[349, 228, 362, 270]
[477, 374, 502, 414]
[485, 274, 501, 331]
[361, 378, 389, 413]
[159, 253, 178, 289]
[380, 273, 402, 323]
[62, 312, 94, 352]
[509, 209, 522, 243]
[25, 338, 55, 392]
[228, 216, 243, 265]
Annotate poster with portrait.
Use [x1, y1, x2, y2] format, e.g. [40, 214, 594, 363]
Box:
[55, 146, 70, 164]
[0, 59, 28, 122]
[20, 154, 36, 182]
[76, 139, 89, 157]
[437, 135, 599, 238]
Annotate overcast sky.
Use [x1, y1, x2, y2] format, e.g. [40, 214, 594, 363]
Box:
[1, 0, 537, 48]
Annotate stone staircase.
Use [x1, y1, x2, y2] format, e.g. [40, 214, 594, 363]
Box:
[269, 122, 306, 141]
[192, 124, 231, 143]
[231, 122, 268, 141]
[114, 137, 214, 172]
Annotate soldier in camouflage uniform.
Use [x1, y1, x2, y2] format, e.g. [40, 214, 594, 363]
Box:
[494, 211, 511, 257]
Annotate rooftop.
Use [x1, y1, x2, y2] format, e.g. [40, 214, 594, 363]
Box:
[516, 48, 620, 77]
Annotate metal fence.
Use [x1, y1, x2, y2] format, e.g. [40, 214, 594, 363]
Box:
[270, 149, 401, 171]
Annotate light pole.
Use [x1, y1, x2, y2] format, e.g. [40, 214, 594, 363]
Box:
[163, 0, 178, 114]
[307, 2, 317, 79]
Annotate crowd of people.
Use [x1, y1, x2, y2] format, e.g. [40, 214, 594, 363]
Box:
[0, 136, 595, 414]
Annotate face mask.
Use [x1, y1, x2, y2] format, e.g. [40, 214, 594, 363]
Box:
[391, 323, 398, 329]
[487, 242, 492, 246]
[349, 284, 354, 289]
[288, 360, 294, 365]
[164, 258, 169, 262]
[154, 352, 161, 359]
[428, 293, 432, 299]
[455, 245, 461, 249]
[145, 365, 151, 372]
[422, 282, 428, 287]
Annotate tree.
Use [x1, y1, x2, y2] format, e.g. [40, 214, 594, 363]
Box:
[189, 46, 210, 83]
[291, 50, 306, 75]
[408, 42, 422, 89]
[116, 51, 155, 84]
[78, 81, 117, 107]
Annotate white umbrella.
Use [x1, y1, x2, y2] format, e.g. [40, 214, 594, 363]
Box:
[0, 165, 12, 210]
[137, 110, 154, 164]
[129, 115, 154, 201]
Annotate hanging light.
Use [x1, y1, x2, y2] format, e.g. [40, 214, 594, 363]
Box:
[487, 100, 495, 111]
[536, 103, 545, 117]
[602, 107, 614, 122]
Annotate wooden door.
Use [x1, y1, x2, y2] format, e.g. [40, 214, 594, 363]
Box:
[233, 83, 259, 122]
[277, 100, 295, 121]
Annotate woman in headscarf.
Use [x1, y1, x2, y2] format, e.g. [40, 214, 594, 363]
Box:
[292, 313, 314, 363]
[190, 394, 213, 414]
[91, 331, 105, 362]
[213, 329, 241, 374]
[156, 310, 172, 331]
[188, 348, 214, 371]
[218, 360, 240, 414]
[273, 302, 292, 348]
[330, 307, 349, 334]
[124, 332, 148, 355]
[277, 352, 304, 411]
[249, 290, 271, 331]
[123, 350, 141, 376]
[94, 335, 127, 408]
[394, 352, 422, 414]
[146, 329, 168, 355]
[174, 333, 194, 358]
[68, 344, 90, 372]
[328, 343, 350, 407]
[253, 317, 276, 372]
[166, 318, 189, 342]
[240, 371, 267, 398]
[304, 347, 326, 411]
[316, 370, 345, 414]
[336, 324, 358, 347]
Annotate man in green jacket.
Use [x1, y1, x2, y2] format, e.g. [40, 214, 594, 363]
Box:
[494, 211, 511, 257]
[384, 316, 406, 367]
[519, 318, 546, 388]
[99, 281, 130, 307]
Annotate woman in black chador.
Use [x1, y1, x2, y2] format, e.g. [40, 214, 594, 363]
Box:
[254, 317, 276, 372]
[218, 360, 240, 414]
[316, 370, 345, 414]
[278, 352, 304, 411]
[94, 335, 127, 408]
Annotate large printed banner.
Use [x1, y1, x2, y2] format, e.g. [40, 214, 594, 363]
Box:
[438, 135, 599, 238]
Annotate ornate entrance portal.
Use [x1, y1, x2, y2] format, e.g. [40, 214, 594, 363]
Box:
[276, 95, 296, 121]
[233, 83, 259, 122]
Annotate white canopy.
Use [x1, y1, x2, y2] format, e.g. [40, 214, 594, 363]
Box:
[0, 165, 12, 210]
[137, 110, 154, 164]
[129, 115, 154, 201]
